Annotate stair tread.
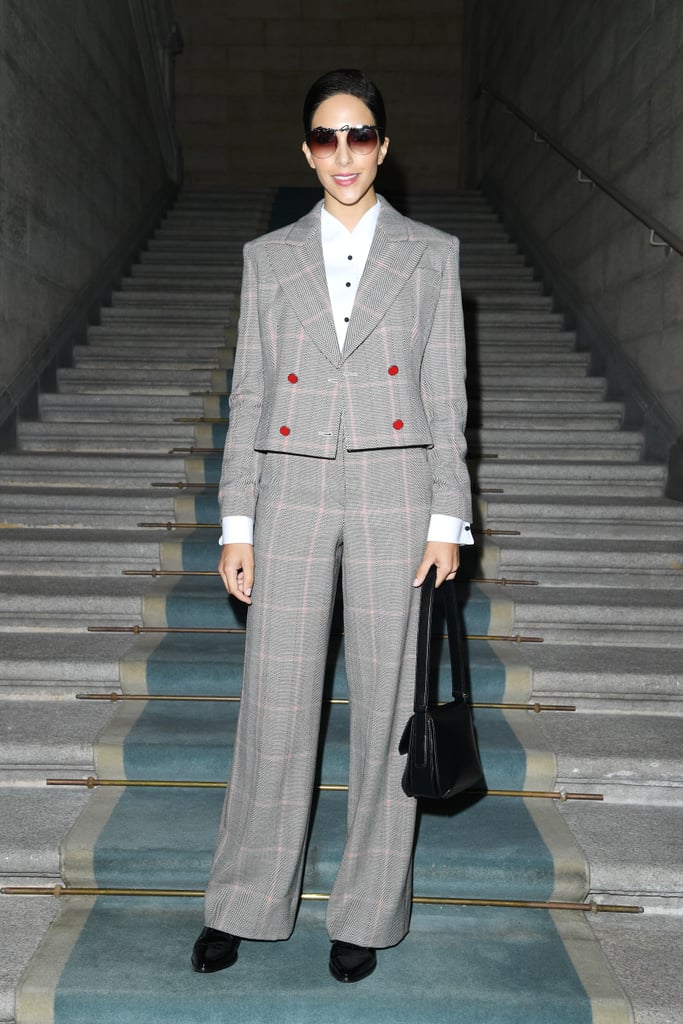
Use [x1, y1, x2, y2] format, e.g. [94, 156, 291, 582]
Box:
[558, 802, 683, 892]
[539, 711, 683, 787]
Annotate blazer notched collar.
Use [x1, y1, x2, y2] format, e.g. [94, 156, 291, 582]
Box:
[263, 197, 429, 367]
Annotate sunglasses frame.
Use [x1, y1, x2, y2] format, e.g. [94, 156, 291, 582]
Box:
[305, 124, 383, 158]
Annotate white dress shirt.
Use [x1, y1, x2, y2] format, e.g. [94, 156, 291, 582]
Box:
[221, 202, 473, 547]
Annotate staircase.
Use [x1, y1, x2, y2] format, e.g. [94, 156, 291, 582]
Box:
[1, 189, 680, 1024]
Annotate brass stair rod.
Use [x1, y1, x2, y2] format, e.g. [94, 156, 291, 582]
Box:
[74, 692, 576, 713]
[0, 884, 642, 914]
[136, 521, 521, 538]
[121, 569, 539, 586]
[174, 416, 229, 423]
[85, 625, 544, 643]
[45, 776, 601, 802]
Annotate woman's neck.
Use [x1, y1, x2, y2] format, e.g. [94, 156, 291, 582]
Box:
[323, 189, 378, 231]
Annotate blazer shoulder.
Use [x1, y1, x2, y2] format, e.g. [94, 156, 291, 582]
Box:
[402, 215, 458, 250]
[245, 201, 323, 254]
[376, 198, 458, 253]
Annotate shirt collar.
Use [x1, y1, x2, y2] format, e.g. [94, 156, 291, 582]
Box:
[320, 199, 381, 245]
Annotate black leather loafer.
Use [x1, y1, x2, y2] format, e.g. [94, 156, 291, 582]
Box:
[191, 927, 241, 973]
[329, 940, 377, 983]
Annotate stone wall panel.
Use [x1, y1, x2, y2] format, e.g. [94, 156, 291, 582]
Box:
[173, 1, 467, 192]
[470, 0, 683, 439]
[0, 1, 166, 398]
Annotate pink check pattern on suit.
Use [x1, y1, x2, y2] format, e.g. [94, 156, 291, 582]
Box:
[204, 198, 472, 948]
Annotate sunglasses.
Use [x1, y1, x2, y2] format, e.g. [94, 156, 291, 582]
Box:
[305, 124, 382, 159]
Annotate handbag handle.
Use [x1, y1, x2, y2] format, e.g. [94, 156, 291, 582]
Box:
[413, 565, 468, 712]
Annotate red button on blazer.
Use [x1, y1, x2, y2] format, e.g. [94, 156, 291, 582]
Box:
[287, 373, 298, 383]
[388, 365, 399, 376]
[279, 425, 291, 436]
[393, 419, 404, 430]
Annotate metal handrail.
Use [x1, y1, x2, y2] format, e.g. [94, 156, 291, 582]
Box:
[128, 0, 183, 183]
[480, 84, 683, 259]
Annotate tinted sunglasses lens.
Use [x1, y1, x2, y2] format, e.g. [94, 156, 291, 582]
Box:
[308, 129, 337, 158]
[347, 127, 379, 154]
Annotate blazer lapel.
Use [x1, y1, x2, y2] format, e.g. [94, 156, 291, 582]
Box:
[341, 200, 428, 360]
[264, 202, 341, 368]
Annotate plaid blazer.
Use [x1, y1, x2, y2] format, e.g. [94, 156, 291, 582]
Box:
[219, 196, 472, 523]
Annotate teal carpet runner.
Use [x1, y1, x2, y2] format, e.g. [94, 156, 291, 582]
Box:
[16, 189, 630, 1023]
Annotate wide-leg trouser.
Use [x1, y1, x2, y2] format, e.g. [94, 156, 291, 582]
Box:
[204, 444, 432, 948]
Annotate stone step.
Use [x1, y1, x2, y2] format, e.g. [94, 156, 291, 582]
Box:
[480, 495, 683, 539]
[16, 420, 197, 452]
[461, 252, 527, 266]
[463, 278, 540, 292]
[478, 443, 642, 463]
[0, 487, 176, 529]
[470, 411, 624, 430]
[475, 458, 666, 495]
[71, 347, 226, 369]
[57, 367, 218, 390]
[476, 372, 594, 390]
[486, 538, 683, 587]
[146, 238, 245, 253]
[508, 585, 683, 645]
[473, 353, 589, 371]
[469, 336, 577, 353]
[0, 876, 62, 1023]
[475, 382, 608, 402]
[99, 306, 229, 324]
[0, 788, 90, 877]
[85, 329, 233, 350]
[121, 276, 242, 292]
[110, 290, 234, 306]
[564, 800, 681, 893]
[470, 398, 623, 418]
[471, 426, 642, 446]
[468, 293, 556, 310]
[539, 711, 683, 800]
[0, 700, 111, 781]
[37, 393, 207, 422]
[87, 321, 230, 340]
[0, 631, 134, 697]
[0, 452, 187, 488]
[558, 802, 682, 898]
[0, 576, 158, 630]
[128, 263, 243, 278]
[154, 221, 265, 237]
[0, 529, 168, 575]
[471, 330, 580, 347]
[521, 642, 682, 708]
[588, 908, 682, 1024]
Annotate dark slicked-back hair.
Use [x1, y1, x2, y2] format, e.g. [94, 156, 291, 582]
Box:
[303, 69, 386, 141]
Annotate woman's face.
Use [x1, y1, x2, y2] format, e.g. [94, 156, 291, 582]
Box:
[302, 93, 390, 224]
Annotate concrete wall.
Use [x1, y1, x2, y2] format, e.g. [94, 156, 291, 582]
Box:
[0, 1, 166, 398]
[468, 0, 683, 444]
[173, 0, 466, 193]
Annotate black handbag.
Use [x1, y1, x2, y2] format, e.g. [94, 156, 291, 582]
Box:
[399, 565, 483, 799]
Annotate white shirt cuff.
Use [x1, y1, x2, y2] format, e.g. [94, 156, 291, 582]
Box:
[220, 514, 472, 547]
[220, 515, 254, 545]
[427, 514, 474, 545]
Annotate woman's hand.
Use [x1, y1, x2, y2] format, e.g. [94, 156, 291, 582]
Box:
[218, 543, 255, 605]
[413, 541, 459, 589]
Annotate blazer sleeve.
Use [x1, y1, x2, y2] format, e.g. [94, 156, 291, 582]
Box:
[218, 242, 264, 521]
[420, 235, 473, 523]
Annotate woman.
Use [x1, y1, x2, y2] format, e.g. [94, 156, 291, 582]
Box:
[192, 68, 473, 983]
